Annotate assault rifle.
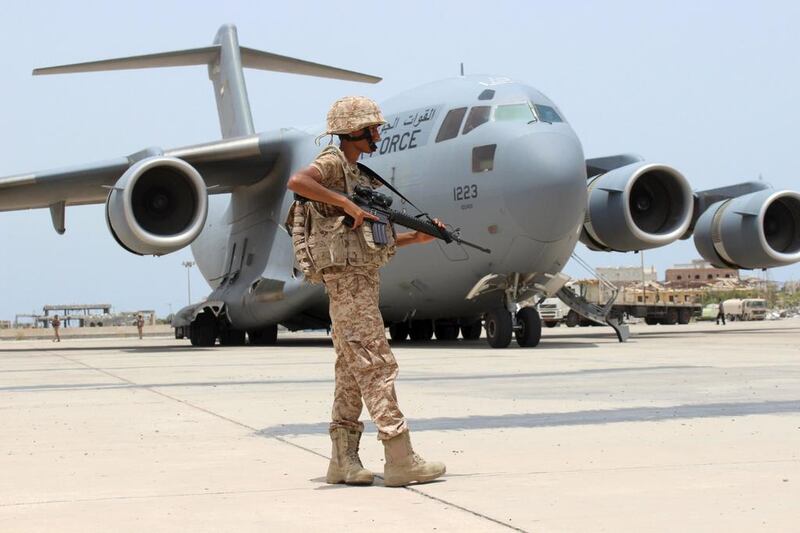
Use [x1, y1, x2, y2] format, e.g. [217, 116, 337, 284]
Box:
[344, 183, 491, 254]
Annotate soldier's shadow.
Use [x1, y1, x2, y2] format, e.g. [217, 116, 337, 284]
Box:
[310, 475, 447, 489]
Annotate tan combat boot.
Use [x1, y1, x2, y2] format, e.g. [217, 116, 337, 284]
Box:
[382, 430, 446, 487]
[326, 428, 374, 485]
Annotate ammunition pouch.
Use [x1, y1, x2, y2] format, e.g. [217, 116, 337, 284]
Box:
[286, 200, 323, 284]
[286, 199, 395, 284]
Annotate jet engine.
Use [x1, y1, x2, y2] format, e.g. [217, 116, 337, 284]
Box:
[106, 156, 208, 256]
[693, 189, 800, 269]
[580, 162, 693, 252]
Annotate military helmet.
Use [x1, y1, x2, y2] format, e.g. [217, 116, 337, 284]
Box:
[325, 96, 386, 135]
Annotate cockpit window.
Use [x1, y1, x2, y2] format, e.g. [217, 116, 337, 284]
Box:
[462, 106, 491, 134]
[436, 107, 467, 143]
[495, 103, 535, 122]
[533, 104, 563, 123]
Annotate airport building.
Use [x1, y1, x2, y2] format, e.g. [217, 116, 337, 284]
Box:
[14, 304, 155, 329]
[665, 259, 739, 288]
[596, 265, 658, 286]
[783, 280, 800, 294]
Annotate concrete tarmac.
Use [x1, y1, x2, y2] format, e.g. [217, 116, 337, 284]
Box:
[1, 320, 798, 532]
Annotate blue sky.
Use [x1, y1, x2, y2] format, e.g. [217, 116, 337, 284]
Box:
[1, 1, 799, 321]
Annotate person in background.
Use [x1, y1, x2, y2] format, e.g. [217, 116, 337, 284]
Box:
[135, 314, 145, 340]
[716, 300, 726, 325]
[52, 314, 61, 342]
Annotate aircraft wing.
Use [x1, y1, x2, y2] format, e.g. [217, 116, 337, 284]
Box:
[0, 157, 130, 212]
[0, 133, 280, 214]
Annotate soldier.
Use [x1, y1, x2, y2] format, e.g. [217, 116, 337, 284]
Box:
[51, 314, 61, 342]
[287, 96, 446, 487]
[716, 300, 726, 325]
[135, 314, 145, 340]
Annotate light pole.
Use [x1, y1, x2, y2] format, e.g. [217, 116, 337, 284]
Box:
[640, 250, 646, 304]
[182, 261, 195, 305]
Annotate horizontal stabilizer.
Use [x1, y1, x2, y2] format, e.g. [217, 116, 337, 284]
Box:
[240, 47, 380, 83]
[33, 47, 219, 75]
[33, 45, 381, 83]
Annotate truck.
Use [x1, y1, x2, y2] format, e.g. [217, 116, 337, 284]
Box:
[563, 280, 703, 326]
[721, 298, 767, 321]
[537, 298, 572, 328]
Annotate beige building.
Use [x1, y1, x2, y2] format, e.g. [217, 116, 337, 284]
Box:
[665, 259, 738, 287]
[596, 265, 657, 285]
[783, 280, 800, 294]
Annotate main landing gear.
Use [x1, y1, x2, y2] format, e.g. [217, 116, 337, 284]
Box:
[186, 310, 278, 347]
[388, 318, 483, 343]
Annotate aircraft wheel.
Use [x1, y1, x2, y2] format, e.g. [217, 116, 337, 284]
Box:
[515, 307, 542, 348]
[248, 325, 278, 346]
[460, 321, 482, 340]
[565, 310, 579, 328]
[190, 318, 217, 347]
[389, 322, 409, 343]
[484, 308, 512, 349]
[409, 319, 433, 341]
[219, 328, 246, 346]
[678, 308, 691, 325]
[434, 322, 459, 341]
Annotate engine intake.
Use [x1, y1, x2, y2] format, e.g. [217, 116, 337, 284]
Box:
[580, 162, 693, 252]
[693, 189, 800, 269]
[106, 156, 208, 256]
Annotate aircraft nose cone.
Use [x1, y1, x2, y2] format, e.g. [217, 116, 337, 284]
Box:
[502, 131, 587, 242]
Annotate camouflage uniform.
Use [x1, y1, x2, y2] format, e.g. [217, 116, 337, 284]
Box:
[51, 315, 61, 343]
[136, 315, 145, 339]
[309, 147, 406, 441]
[295, 96, 444, 487]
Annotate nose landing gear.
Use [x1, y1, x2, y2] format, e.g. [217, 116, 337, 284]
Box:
[515, 307, 542, 347]
[484, 308, 513, 348]
[484, 306, 542, 348]
[482, 273, 544, 349]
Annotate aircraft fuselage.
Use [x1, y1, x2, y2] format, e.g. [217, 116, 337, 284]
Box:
[192, 76, 587, 330]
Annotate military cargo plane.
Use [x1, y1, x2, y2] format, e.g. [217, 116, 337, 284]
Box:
[2, 24, 799, 348]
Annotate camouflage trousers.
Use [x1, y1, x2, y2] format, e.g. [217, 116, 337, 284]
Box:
[323, 267, 407, 440]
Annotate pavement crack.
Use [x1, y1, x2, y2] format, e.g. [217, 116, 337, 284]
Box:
[0, 487, 313, 508]
[50, 351, 527, 532]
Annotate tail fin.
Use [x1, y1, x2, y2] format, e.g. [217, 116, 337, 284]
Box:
[33, 24, 381, 139]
